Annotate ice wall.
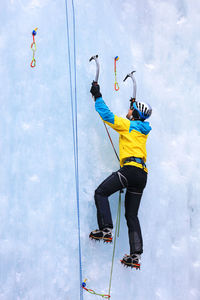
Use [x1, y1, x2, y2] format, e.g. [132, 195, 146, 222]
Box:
[0, 0, 200, 299]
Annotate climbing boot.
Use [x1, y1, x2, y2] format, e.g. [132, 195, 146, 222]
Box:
[121, 253, 141, 270]
[89, 228, 112, 243]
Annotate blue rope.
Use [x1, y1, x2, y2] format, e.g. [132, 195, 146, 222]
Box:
[72, 0, 78, 167]
[65, 1, 83, 300]
[71, 2, 83, 297]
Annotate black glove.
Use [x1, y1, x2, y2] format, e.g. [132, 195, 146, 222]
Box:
[129, 97, 135, 110]
[90, 81, 102, 99]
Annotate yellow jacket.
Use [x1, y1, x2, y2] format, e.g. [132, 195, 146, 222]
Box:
[95, 97, 151, 172]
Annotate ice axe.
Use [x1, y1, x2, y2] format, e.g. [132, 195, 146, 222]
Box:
[89, 54, 120, 162]
[123, 71, 137, 101]
[89, 55, 100, 83]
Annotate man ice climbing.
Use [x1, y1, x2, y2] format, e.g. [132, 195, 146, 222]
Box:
[89, 81, 152, 269]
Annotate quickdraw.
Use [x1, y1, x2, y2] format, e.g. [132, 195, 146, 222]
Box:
[82, 279, 111, 299]
[114, 56, 119, 91]
[30, 28, 38, 68]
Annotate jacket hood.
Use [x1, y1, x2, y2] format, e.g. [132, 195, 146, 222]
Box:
[134, 120, 152, 135]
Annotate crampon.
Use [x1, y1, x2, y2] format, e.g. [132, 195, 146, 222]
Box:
[89, 228, 112, 243]
[120, 254, 141, 270]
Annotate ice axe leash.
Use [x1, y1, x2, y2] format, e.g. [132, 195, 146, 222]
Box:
[88, 55, 122, 299]
[123, 70, 137, 101]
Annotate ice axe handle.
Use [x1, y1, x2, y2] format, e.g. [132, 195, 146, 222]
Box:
[123, 71, 137, 100]
[89, 55, 99, 83]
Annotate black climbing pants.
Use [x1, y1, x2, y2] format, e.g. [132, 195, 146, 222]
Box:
[94, 165, 147, 254]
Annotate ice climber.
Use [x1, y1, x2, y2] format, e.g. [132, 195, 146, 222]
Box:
[89, 81, 152, 269]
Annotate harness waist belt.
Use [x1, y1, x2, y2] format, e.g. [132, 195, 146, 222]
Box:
[123, 156, 146, 168]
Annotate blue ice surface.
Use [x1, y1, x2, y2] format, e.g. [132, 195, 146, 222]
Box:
[0, 0, 200, 299]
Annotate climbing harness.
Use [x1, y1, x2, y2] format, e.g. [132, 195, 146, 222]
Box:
[123, 156, 146, 169]
[124, 156, 145, 165]
[118, 172, 128, 189]
[82, 280, 111, 299]
[30, 28, 38, 68]
[114, 56, 119, 91]
[65, 1, 83, 300]
[89, 55, 123, 299]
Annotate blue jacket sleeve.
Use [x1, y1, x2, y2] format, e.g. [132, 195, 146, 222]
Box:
[95, 97, 131, 134]
[95, 97, 115, 124]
